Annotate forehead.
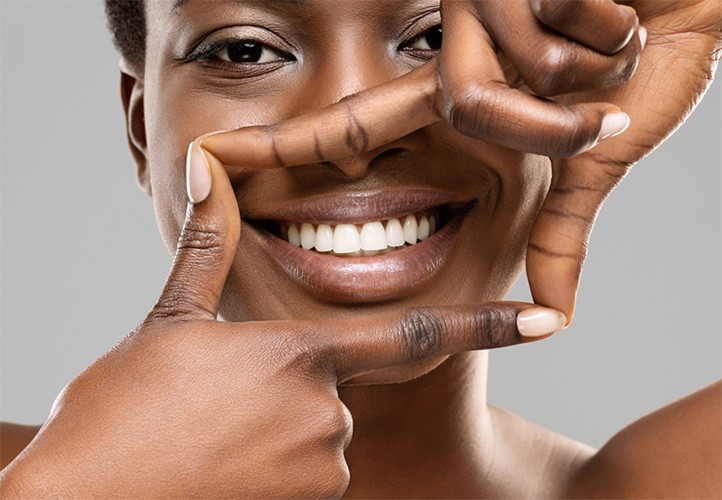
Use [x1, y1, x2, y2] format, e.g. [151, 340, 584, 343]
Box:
[146, 0, 439, 27]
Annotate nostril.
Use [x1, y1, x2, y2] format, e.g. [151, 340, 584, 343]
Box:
[373, 147, 408, 162]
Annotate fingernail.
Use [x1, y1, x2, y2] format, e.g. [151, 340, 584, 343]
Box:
[638, 26, 647, 50]
[186, 141, 211, 204]
[599, 112, 630, 141]
[197, 128, 233, 144]
[517, 307, 566, 337]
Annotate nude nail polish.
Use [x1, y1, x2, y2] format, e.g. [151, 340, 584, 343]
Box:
[186, 141, 211, 204]
[639, 26, 647, 50]
[517, 307, 566, 337]
[599, 112, 630, 141]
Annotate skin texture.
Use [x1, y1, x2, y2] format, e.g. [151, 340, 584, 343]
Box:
[1, 0, 721, 497]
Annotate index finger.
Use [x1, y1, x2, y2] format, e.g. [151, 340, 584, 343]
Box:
[321, 302, 565, 382]
[200, 61, 441, 168]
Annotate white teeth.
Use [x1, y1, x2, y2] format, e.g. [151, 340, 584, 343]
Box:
[403, 214, 418, 244]
[280, 211, 441, 254]
[360, 221, 387, 251]
[385, 218, 405, 247]
[288, 224, 301, 247]
[300, 223, 315, 250]
[418, 215, 430, 241]
[315, 224, 334, 252]
[333, 224, 361, 254]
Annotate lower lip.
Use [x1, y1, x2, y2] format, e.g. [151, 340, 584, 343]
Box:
[245, 205, 472, 303]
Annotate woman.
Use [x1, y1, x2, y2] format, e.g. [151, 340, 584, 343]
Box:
[1, 0, 720, 497]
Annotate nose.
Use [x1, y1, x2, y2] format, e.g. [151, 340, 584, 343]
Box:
[289, 35, 414, 179]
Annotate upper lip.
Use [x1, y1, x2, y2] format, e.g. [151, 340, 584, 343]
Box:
[243, 188, 472, 224]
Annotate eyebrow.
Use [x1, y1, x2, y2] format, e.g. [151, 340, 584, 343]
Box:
[174, 0, 306, 11]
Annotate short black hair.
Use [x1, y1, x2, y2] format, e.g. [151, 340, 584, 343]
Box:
[104, 0, 145, 72]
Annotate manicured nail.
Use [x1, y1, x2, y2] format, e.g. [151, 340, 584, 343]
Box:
[638, 26, 647, 50]
[599, 112, 630, 141]
[186, 141, 211, 204]
[517, 307, 566, 337]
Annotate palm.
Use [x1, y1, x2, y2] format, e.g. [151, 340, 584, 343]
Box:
[564, 0, 720, 169]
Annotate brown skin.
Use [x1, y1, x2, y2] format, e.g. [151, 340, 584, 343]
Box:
[1, 0, 721, 497]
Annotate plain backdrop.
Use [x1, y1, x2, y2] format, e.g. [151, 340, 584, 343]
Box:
[1, 1, 720, 449]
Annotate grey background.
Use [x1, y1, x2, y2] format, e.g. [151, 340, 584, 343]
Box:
[1, 0, 720, 449]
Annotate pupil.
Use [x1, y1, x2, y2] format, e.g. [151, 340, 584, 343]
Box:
[227, 41, 263, 63]
[425, 26, 442, 50]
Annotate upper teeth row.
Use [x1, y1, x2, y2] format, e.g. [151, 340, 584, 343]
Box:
[282, 213, 438, 254]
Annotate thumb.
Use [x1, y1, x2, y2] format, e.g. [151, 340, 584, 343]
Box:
[146, 142, 240, 324]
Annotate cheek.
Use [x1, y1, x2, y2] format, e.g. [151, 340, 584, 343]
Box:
[485, 153, 551, 293]
[500, 153, 552, 234]
[433, 129, 552, 299]
[143, 75, 295, 254]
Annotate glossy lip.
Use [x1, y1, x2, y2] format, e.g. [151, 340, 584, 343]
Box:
[243, 192, 475, 303]
[242, 188, 470, 224]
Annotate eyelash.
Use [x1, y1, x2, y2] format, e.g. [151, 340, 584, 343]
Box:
[401, 24, 443, 54]
[189, 39, 291, 66]
[186, 24, 443, 69]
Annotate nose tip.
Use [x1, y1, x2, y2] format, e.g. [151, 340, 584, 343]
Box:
[328, 146, 410, 180]
[331, 154, 374, 179]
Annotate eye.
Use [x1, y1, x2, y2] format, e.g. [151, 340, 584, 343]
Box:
[186, 37, 294, 67]
[218, 40, 286, 64]
[406, 25, 442, 51]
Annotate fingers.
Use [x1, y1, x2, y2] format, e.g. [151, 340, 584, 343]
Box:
[439, 4, 630, 158]
[199, 61, 441, 168]
[325, 302, 565, 381]
[145, 143, 241, 324]
[525, 155, 627, 323]
[202, 2, 636, 165]
[530, 0, 639, 55]
[472, 0, 643, 96]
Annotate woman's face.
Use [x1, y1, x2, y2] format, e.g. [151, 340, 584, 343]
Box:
[138, 0, 550, 381]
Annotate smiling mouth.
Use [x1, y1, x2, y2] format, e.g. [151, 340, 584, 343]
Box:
[241, 190, 476, 303]
[255, 205, 459, 257]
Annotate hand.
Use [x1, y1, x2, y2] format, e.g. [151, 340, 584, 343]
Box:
[438, 0, 645, 156]
[0, 140, 564, 498]
[523, 0, 722, 319]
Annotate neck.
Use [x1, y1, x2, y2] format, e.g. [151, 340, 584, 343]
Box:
[339, 351, 494, 498]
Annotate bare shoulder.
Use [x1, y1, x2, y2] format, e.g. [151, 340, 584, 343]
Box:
[0, 423, 42, 470]
[570, 380, 722, 499]
[487, 405, 596, 498]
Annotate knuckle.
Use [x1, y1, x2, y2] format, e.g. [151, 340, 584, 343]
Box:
[533, 0, 581, 25]
[444, 82, 496, 137]
[472, 304, 519, 349]
[327, 462, 351, 498]
[177, 220, 226, 254]
[529, 44, 571, 95]
[311, 459, 350, 499]
[316, 401, 353, 448]
[397, 308, 445, 361]
[275, 329, 334, 378]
